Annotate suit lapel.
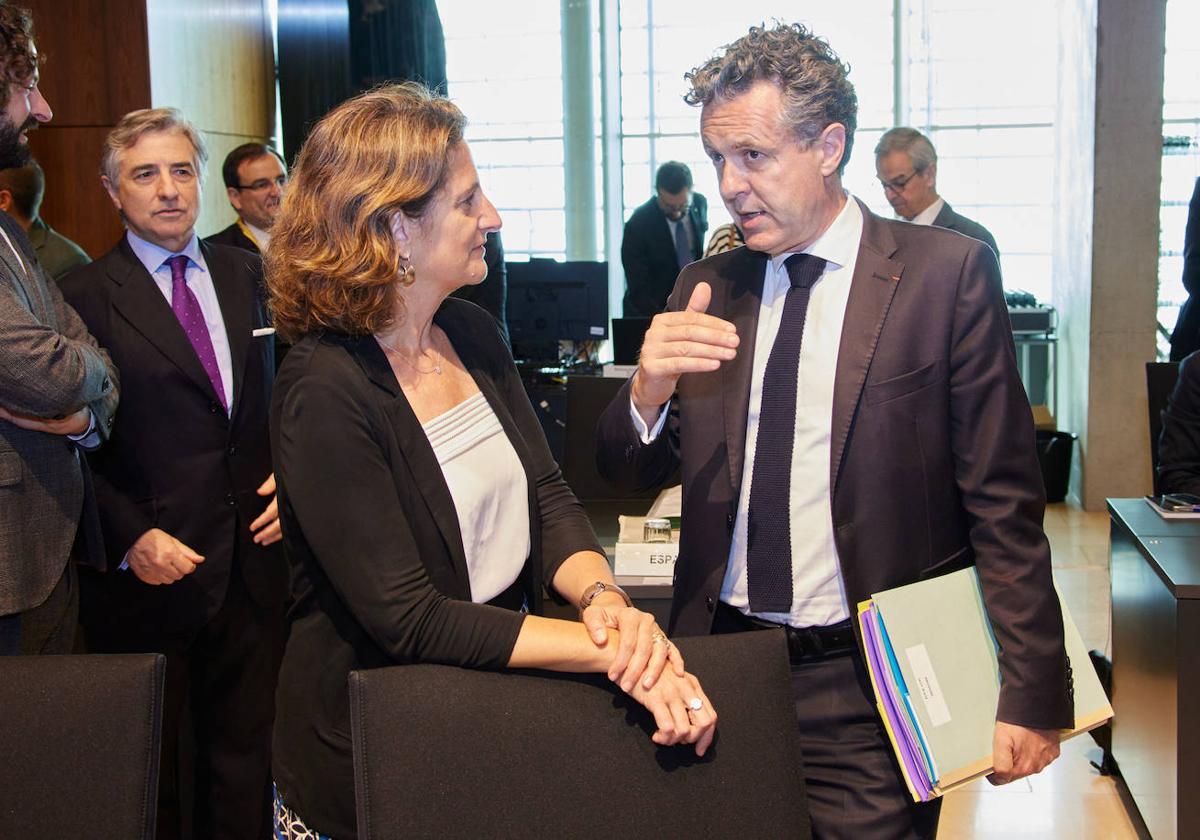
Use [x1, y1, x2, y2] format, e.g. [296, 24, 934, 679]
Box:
[688, 203, 704, 260]
[830, 201, 904, 492]
[721, 248, 769, 501]
[203, 242, 252, 416]
[350, 333, 474, 597]
[0, 219, 39, 317]
[108, 238, 225, 407]
[932, 201, 954, 230]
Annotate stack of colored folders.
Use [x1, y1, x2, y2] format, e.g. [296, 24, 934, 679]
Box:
[857, 567, 1113, 802]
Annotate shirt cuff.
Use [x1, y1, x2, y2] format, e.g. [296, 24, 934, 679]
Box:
[629, 394, 670, 444]
[67, 410, 100, 450]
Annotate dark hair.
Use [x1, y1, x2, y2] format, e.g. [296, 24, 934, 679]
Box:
[266, 82, 466, 342]
[0, 3, 36, 111]
[0, 157, 42, 219]
[655, 161, 693, 194]
[685, 22, 858, 175]
[221, 142, 285, 189]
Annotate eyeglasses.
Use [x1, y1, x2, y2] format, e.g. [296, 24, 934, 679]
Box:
[234, 175, 287, 192]
[878, 171, 918, 193]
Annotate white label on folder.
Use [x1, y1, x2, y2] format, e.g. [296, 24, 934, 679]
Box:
[905, 644, 952, 727]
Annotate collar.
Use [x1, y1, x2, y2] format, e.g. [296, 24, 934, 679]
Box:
[126, 229, 208, 277]
[768, 191, 862, 275]
[908, 196, 945, 227]
[26, 216, 47, 247]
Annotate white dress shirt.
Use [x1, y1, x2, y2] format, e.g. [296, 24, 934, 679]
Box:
[909, 196, 945, 227]
[126, 230, 235, 412]
[632, 194, 865, 628]
[245, 221, 270, 251]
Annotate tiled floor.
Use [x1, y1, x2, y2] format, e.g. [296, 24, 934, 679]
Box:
[936, 502, 1149, 839]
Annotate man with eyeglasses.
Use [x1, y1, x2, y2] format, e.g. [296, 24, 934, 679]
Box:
[875, 127, 999, 259]
[206, 142, 287, 254]
[621, 160, 708, 317]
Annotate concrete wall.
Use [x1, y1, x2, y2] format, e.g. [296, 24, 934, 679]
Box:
[1052, 0, 1097, 504]
[1086, 0, 1166, 508]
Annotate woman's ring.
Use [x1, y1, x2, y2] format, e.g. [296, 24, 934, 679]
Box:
[688, 697, 703, 711]
[651, 631, 669, 646]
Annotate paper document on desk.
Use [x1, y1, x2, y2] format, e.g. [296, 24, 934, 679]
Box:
[858, 567, 1113, 801]
[645, 485, 682, 520]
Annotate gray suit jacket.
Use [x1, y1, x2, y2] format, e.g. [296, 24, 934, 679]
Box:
[0, 212, 117, 616]
[932, 200, 1000, 259]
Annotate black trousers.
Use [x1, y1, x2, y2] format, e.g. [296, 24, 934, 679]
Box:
[789, 651, 941, 839]
[713, 612, 940, 840]
[82, 561, 286, 840]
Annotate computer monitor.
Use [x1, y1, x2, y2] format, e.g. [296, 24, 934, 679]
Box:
[506, 258, 609, 364]
[611, 317, 651, 366]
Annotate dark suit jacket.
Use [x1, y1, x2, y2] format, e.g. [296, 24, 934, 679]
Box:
[932, 200, 1000, 260]
[270, 299, 602, 837]
[597, 199, 1071, 730]
[204, 221, 260, 254]
[0, 213, 116, 615]
[1158, 350, 1200, 494]
[621, 193, 708, 317]
[1169, 178, 1200, 361]
[27, 217, 91, 282]
[58, 237, 285, 635]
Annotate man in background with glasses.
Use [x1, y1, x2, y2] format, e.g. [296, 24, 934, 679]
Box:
[875, 126, 999, 259]
[207, 142, 287, 255]
[621, 160, 708, 317]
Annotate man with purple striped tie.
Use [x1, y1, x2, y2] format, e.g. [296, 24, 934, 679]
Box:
[58, 108, 286, 840]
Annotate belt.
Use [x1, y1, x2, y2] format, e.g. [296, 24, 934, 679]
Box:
[713, 601, 857, 662]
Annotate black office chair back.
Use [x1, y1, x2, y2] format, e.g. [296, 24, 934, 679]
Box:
[1147, 361, 1181, 493]
[350, 630, 809, 839]
[0, 653, 166, 839]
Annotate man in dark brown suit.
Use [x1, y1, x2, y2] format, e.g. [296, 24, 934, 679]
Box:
[596, 23, 1071, 838]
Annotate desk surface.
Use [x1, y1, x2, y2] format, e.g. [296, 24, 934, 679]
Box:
[583, 500, 673, 593]
[1108, 497, 1200, 598]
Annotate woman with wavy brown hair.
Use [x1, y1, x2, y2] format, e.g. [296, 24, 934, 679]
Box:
[264, 82, 716, 838]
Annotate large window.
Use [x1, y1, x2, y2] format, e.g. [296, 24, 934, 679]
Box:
[442, 1, 568, 259]
[903, 0, 1058, 301]
[1158, 0, 1200, 355]
[618, 4, 894, 232]
[443, 1, 1064, 301]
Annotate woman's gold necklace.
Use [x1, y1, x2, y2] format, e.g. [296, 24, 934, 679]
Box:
[376, 334, 443, 375]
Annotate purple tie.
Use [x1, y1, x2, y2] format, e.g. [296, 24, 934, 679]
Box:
[167, 255, 227, 413]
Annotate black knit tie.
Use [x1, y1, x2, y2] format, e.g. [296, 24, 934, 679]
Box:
[745, 253, 827, 613]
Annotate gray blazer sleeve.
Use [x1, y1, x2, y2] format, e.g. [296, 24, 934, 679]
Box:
[0, 260, 118, 435]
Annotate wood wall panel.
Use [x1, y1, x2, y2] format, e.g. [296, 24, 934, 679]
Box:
[16, 0, 274, 258]
[146, 0, 274, 140]
[24, 0, 151, 125]
[28, 127, 124, 259]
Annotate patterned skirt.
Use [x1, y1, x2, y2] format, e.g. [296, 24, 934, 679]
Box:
[273, 783, 335, 840]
